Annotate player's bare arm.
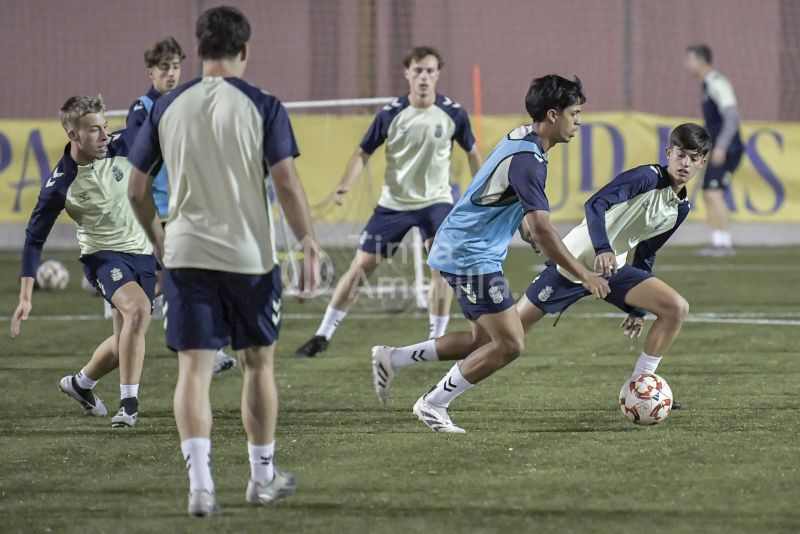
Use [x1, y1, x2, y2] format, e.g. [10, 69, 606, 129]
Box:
[271, 156, 321, 294]
[332, 147, 370, 206]
[526, 210, 610, 299]
[10, 277, 35, 337]
[128, 167, 165, 263]
[466, 145, 483, 176]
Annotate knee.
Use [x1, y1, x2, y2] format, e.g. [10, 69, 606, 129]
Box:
[349, 258, 377, 279]
[494, 336, 524, 366]
[122, 301, 151, 334]
[662, 295, 689, 323]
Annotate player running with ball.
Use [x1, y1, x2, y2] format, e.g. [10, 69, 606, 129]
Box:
[373, 123, 711, 429]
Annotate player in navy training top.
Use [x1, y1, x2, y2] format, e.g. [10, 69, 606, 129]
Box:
[10, 95, 156, 429]
[370, 75, 609, 432]
[127, 37, 184, 223]
[685, 44, 743, 257]
[294, 46, 483, 358]
[128, 6, 320, 517]
[374, 124, 712, 414]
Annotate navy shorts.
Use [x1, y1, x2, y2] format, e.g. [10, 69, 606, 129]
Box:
[163, 266, 282, 352]
[703, 148, 743, 190]
[441, 271, 514, 321]
[80, 251, 157, 307]
[359, 203, 452, 257]
[526, 263, 653, 314]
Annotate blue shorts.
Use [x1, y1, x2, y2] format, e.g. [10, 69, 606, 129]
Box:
[163, 266, 282, 352]
[525, 263, 653, 314]
[80, 251, 157, 307]
[441, 271, 514, 320]
[703, 147, 743, 190]
[359, 203, 452, 258]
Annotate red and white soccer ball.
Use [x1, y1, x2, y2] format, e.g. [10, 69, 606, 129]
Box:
[35, 260, 70, 290]
[619, 373, 673, 425]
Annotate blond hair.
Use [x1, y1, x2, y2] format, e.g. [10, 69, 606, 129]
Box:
[59, 95, 105, 131]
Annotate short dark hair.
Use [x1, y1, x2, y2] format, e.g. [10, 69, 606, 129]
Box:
[403, 46, 444, 69]
[670, 123, 712, 156]
[196, 6, 251, 60]
[687, 44, 713, 64]
[144, 37, 185, 68]
[525, 75, 586, 122]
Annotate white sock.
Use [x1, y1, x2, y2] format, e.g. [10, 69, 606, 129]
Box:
[428, 314, 450, 339]
[315, 306, 347, 340]
[181, 438, 215, 493]
[75, 368, 98, 390]
[711, 230, 733, 248]
[719, 231, 733, 248]
[248, 441, 276, 485]
[631, 352, 662, 379]
[390, 339, 438, 369]
[120, 384, 139, 400]
[424, 363, 473, 408]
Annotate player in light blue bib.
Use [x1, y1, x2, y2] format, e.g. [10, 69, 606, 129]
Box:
[371, 75, 610, 432]
[373, 123, 712, 416]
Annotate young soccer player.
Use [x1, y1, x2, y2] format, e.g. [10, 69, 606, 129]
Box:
[11, 95, 156, 429]
[294, 46, 483, 357]
[685, 44, 743, 257]
[372, 123, 712, 420]
[127, 36, 236, 375]
[372, 75, 609, 433]
[129, 6, 320, 517]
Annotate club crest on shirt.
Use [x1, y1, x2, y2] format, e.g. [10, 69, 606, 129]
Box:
[538, 285, 553, 302]
[111, 165, 124, 182]
[434, 124, 443, 138]
[110, 267, 123, 282]
[488, 285, 504, 304]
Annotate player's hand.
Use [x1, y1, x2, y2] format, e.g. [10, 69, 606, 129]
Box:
[297, 240, 321, 297]
[581, 273, 610, 299]
[710, 147, 726, 166]
[620, 314, 644, 338]
[10, 299, 31, 337]
[594, 252, 618, 277]
[518, 222, 541, 254]
[332, 188, 348, 206]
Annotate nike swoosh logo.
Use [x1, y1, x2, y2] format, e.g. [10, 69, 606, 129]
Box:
[46, 169, 64, 188]
[134, 104, 144, 111]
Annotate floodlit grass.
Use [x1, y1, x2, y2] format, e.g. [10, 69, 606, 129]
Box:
[1, 247, 798, 533]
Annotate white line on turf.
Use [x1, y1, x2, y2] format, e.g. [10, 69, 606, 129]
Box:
[4, 312, 799, 326]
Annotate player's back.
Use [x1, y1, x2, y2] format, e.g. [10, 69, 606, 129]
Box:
[153, 76, 291, 275]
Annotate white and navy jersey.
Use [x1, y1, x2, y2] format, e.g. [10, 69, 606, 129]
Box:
[556, 164, 690, 283]
[360, 94, 475, 211]
[702, 70, 743, 151]
[428, 125, 549, 275]
[129, 76, 299, 275]
[21, 132, 153, 277]
[126, 85, 161, 134]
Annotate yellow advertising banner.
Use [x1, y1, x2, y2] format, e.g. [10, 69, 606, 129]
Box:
[0, 112, 796, 225]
